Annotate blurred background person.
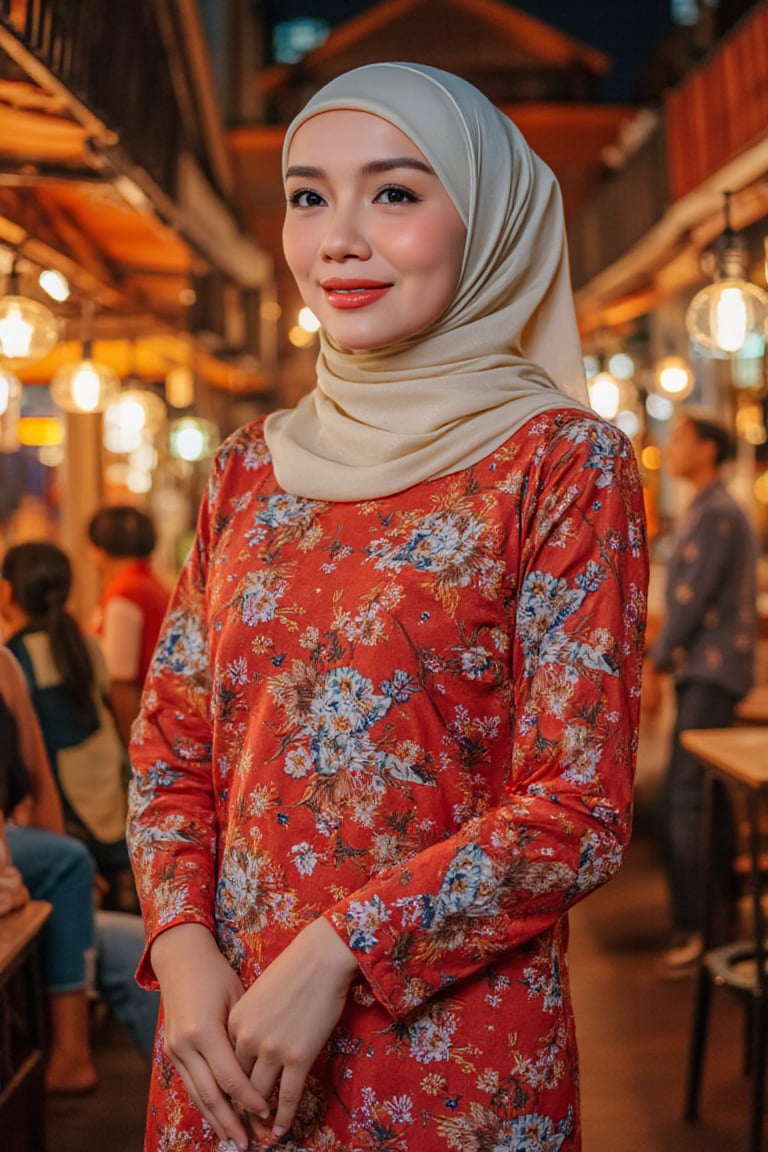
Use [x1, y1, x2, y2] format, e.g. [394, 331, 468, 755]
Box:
[0, 643, 159, 1090]
[0, 541, 133, 909]
[87, 506, 170, 748]
[643, 407, 757, 974]
[0, 639, 98, 1093]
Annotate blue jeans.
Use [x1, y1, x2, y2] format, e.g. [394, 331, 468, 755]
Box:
[7, 825, 159, 1063]
[657, 680, 738, 936]
[96, 910, 160, 1064]
[6, 824, 95, 992]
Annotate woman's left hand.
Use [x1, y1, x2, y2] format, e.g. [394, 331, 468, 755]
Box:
[227, 916, 358, 1140]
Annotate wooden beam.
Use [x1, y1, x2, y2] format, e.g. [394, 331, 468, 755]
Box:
[30, 191, 118, 287]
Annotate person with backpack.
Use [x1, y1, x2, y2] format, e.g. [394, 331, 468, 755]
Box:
[0, 541, 132, 907]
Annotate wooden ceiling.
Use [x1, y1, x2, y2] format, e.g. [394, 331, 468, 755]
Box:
[0, 70, 261, 393]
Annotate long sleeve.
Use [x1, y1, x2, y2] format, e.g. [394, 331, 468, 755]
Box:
[651, 507, 727, 666]
[650, 483, 756, 696]
[127, 415, 648, 1013]
[127, 469, 218, 986]
[324, 422, 648, 1017]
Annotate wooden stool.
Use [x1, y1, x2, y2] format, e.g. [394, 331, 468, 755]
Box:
[0, 900, 52, 1152]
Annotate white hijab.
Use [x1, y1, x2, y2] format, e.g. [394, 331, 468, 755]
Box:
[264, 62, 589, 502]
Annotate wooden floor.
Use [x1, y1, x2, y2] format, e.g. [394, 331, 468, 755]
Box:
[45, 709, 755, 1152]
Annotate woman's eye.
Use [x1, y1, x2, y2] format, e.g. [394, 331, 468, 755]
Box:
[375, 186, 417, 205]
[288, 189, 325, 209]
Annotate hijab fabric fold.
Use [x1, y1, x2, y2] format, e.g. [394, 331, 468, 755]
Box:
[265, 62, 589, 502]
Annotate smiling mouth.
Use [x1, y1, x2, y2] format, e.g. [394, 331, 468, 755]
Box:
[321, 281, 392, 309]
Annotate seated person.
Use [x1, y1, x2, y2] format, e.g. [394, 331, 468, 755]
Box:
[0, 542, 133, 908]
[0, 644, 158, 1091]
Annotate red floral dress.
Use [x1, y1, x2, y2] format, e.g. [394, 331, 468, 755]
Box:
[128, 409, 648, 1152]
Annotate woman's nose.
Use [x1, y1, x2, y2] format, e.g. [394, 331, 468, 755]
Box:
[319, 208, 371, 261]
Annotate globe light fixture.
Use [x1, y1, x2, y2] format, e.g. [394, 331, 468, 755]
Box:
[0, 262, 59, 365]
[168, 416, 218, 462]
[103, 388, 166, 454]
[655, 355, 694, 401]
[51, 347, 121, 414]
[686, 191, 768, 357]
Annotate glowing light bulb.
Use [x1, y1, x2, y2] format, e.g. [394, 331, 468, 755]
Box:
[660, 366, 688, 394]
[176, 426, 205, 461]
[0, 373, 9, 416]
[71, 364, 102, 412]
[0, 303, 34, 359]
[712, 286, 748, 353]
[588, 371, 620, 420]
[298, 307, 321, 333]
[38, 269, 70, 302]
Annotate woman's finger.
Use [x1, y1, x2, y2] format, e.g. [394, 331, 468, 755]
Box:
[248, 1055, 281, 1113]
[166, 1034, 271, 1147]
[171, 1049, 247, 1148]
[270, 1062, 312, 1140]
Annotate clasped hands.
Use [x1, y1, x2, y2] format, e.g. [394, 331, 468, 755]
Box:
[151, 916, 358, 1150]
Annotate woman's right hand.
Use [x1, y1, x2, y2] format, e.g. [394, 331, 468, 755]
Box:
[150, 922, 271, 1150]
[0, 863, 29, 916]
[0, 817, 29, 916]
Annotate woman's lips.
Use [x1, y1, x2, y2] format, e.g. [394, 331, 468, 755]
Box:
[321, 280, 392, 309]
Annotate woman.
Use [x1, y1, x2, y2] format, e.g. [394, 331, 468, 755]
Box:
[0, 643, 159, 1088]
[0, 541, 131, 892]
[128, 63, 648, 1151]
[87, 505, 170, 748]
[0, 642, 99, 1093]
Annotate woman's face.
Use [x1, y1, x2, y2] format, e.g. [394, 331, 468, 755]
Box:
[283, 110, 466, 352]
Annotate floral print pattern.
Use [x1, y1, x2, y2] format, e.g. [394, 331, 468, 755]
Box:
[128, 410, 648, 1151]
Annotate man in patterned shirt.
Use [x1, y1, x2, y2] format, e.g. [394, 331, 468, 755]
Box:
[644, 407, 757, 972]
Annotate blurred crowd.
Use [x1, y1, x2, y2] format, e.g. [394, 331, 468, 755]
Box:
[0, 504, 168, 1094]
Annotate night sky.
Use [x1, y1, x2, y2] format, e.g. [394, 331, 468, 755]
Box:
[261, 0, 675, 102]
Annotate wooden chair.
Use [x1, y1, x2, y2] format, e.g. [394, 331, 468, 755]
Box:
[0, 900, 52, 1152]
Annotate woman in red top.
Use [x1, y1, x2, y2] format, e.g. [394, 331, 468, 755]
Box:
[128, 63, 648, 1152]
[88, 505, 170, 747]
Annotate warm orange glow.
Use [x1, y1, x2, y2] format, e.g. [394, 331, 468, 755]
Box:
[16, 415, 64, 447]
[641, 445, 661, 471]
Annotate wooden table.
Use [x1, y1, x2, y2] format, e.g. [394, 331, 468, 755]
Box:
[0, 900, 52, 1152]
[679, 726, 768, 1152]
[735, 685, 768, 726]
[681, 726, 768, 787]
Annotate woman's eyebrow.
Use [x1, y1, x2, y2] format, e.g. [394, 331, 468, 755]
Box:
[361, 158, 434, 176]
[285, 157, 435, 180]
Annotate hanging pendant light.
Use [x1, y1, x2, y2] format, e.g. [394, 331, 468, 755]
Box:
[168, 415, 218, 462]
[0, 259, 59, 365]
[104, 388, 166, 454]
[103, 338, 167, 453]
[50, 303, 120, 414]
[686, 192, 768, 357]
[655, 355, 694, 401]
